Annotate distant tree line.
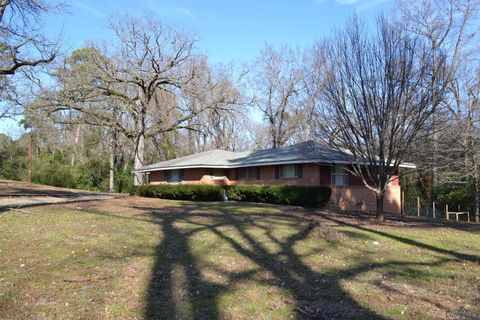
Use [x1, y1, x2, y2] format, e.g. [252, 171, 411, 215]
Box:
[0, 0, 479, 221]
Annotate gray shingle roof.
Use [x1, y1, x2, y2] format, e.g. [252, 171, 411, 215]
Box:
[133, 141, 416, 173]
[136, 141, 345, 173]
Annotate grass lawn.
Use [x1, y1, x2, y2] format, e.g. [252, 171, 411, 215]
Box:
[0, 196, 479, 319]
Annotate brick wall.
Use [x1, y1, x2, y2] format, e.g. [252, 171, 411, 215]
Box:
[329, 186, 401, 214]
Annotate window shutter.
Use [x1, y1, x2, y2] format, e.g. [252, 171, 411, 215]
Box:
[256, 167, 261, 180]
[297, 164, 303, 178]
[275, 166, 280, 179]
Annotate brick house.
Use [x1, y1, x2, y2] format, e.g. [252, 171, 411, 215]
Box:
[133, 141, 415, 214]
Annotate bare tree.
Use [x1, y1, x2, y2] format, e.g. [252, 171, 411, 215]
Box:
[0, 75, 17, 118]
[37, 15, 244, 186]
[0, 0, 60, 75]
[31, 47, 126, 192]
[0, 0, 62, 121]
[251, 45, 308, 149]
[37, 16, 199, 185]
[312, 16, 447, 221]
[94, 15, 246, 185]
[185, 62, 247, 152]
[463, 72, 480, 222]
[437, 67, 480, 222]
[395, 0, 480, 221]
[394, 0, 480, 197]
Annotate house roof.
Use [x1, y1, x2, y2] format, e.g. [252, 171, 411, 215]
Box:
[133, 141, 416, 173]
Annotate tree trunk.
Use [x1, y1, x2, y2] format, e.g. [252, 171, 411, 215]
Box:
[109, 107, 119, 193]
[71, 124, 81, 166]
[475, 180, 480, 223]
[375, 191, 384, 222]
[272, 134, 279, 149]
[109, 132, 117, 193]
[133, 132, 145, 186]
[28, 132, 32, 185]
[188, 128, 195, 154]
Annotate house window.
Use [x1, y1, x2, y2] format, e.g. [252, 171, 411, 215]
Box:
[331, 165, 348, 186]
[247, 167, 260, 180]
[165, 169, 182, 183]
[212, 168, 226, 178]
[236, 167, 260, 180]
[237, 168, 245, 179]
[279, 164, 302, 179]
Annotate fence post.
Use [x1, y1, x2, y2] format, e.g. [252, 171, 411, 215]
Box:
[468, 212, 470, 223]
[417, 197, 420, 217]
[446, 204, 449, 220]
[433, 201, 436, 219]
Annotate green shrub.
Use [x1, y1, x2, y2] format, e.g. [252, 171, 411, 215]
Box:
[115, 164, 135, 194]
[0, 135, 27, 180]
[134, 184, 331, 208]
[435, 182, 475, 214]
[75, 157, 110, 191]
[31, 156, 77, 189]
[134, 184, 224, 201]
[226, 185, 331, 208]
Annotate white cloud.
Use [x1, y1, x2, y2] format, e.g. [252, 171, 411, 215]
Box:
[316, 0, 362, 6]
[145, 0, 198, 21]
[316, 0, 391, 9]
[73, 1, 105, 19]
[335, 0, 361, 5]
[356, 0, 391, 12]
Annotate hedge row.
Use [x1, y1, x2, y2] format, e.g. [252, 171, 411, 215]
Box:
[134, 184, 331, 208]
[226, 185, 331, 208]
[134, 184, 224, 201]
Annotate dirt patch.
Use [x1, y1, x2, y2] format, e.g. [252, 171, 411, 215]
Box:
[286, 297, 375, 319]
[303, 221, 344, 243]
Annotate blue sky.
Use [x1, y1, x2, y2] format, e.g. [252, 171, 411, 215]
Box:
[53, 0, 393, 64]
[2, 0, 393, 137]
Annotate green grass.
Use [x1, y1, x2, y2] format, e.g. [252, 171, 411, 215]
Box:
[0, 196, 479, 319]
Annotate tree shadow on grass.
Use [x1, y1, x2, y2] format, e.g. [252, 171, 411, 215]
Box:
[90, 202, 465, 320]
[319, 213, 480, 263]
[83, 200, 473, 319]
[330, 210, 480, 234]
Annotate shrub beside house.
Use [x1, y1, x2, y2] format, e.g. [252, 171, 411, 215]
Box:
[134, 183, 332, 208]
